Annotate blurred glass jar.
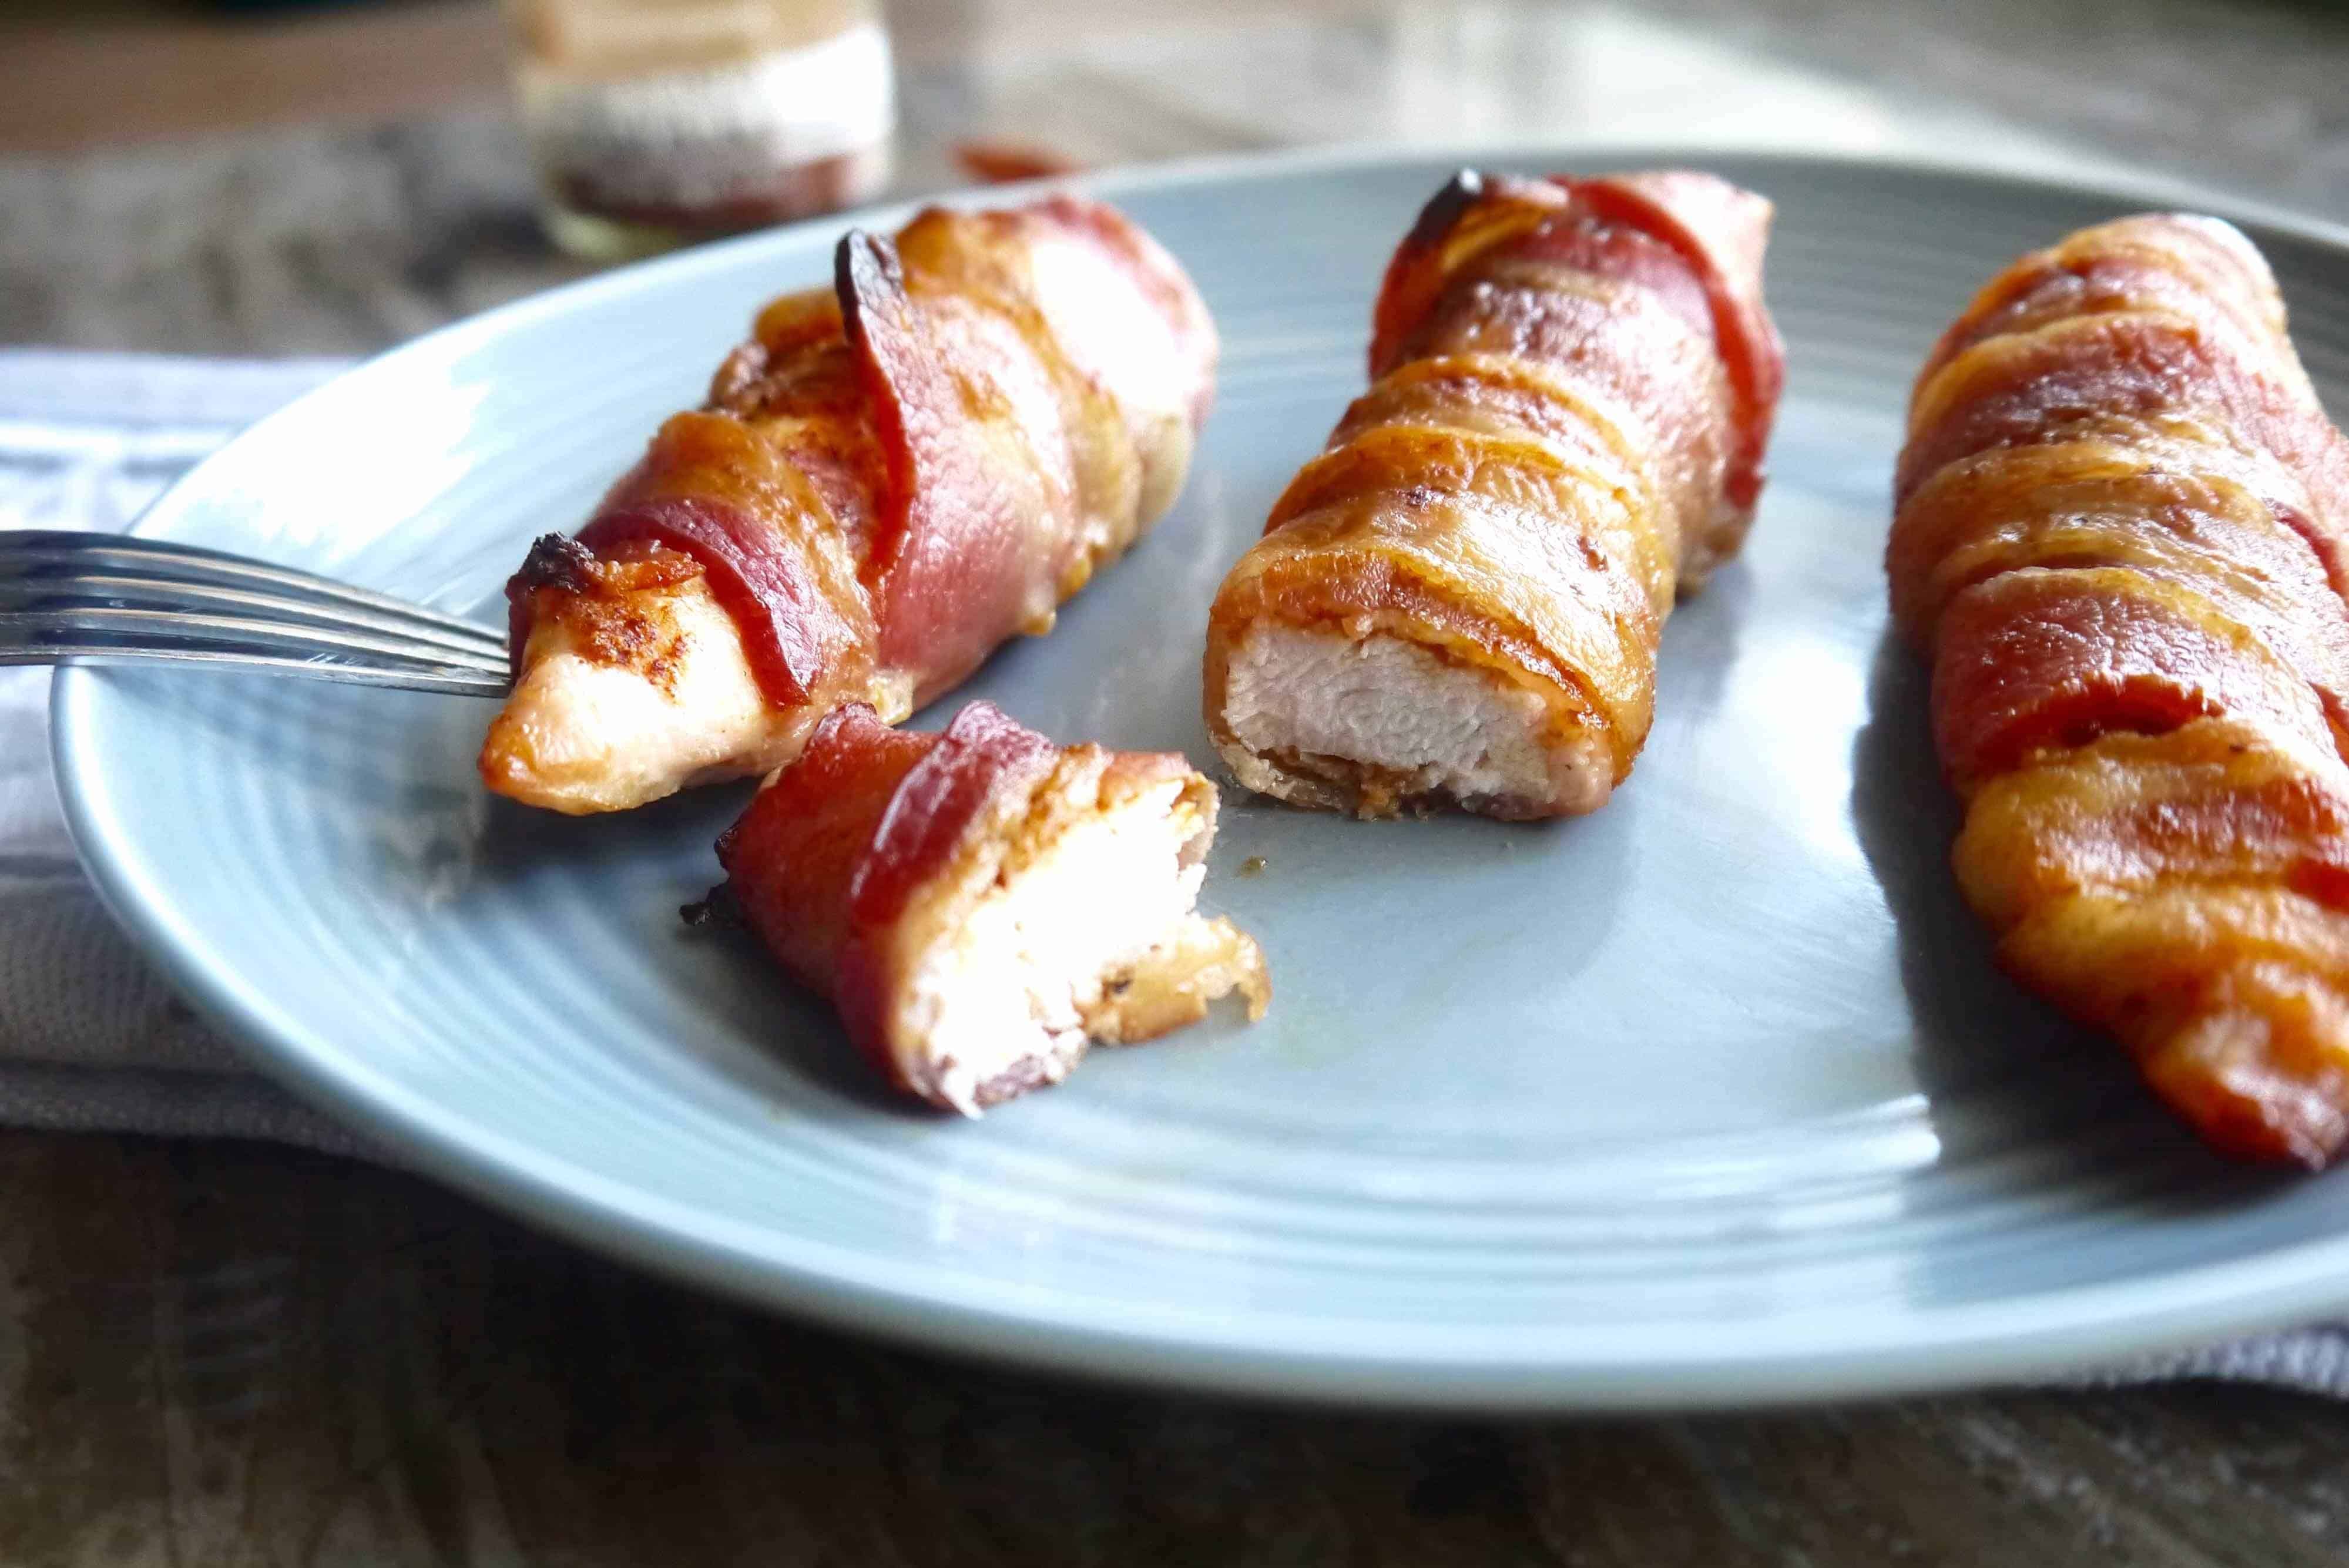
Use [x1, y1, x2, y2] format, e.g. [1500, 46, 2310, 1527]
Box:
[505, 0, 894, 259]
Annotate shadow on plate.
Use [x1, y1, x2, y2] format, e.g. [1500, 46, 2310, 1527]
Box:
[485, 784, 934, 1118]
[669, 911, 915, 1117]
[1849, 630, 2292, 1208]
[1655, 552, 1756, 724]
[471, 780, 750, 877]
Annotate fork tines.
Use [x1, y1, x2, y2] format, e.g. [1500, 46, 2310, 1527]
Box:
[0, 529, 513, 697]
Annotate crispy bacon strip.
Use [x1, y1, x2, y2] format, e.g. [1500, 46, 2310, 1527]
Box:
[482, 196, 1216, 814]
[715, 702, 1269, 1114]
[1202, 169, 1783, 819]
[1892, 213, 2349, 1166]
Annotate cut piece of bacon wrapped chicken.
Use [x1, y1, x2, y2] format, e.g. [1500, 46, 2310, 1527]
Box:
[714, 701, 1269, 1116]
[1202, 169, 1785, 819]
[483, 196, 1216, 813]
[1892, 212, 2349, 1167]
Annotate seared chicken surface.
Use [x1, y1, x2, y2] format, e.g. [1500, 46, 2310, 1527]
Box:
[484, 196, 1216, 814]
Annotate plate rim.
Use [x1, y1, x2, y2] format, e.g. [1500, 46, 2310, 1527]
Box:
[51, 138, 2349, 1411]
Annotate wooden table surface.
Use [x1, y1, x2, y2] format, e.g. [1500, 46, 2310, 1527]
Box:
[12, 1, 2349, 1562]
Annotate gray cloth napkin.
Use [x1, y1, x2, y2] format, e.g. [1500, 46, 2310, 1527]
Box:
[0, 350, 369, 1154]
[6, 347, 2344, 1392]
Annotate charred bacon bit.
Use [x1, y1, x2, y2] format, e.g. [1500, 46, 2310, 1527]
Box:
[503, 533, 600, 683]
[500, 533, 707, 691]
[679, 882, 745, 931]
[1894, 212, 2349, 1167]
[1204, 167, 1782, 821]
[716, 701, 1269, 1114]
[1367, 170, 1566, 379]
[510, 532, 600, 597]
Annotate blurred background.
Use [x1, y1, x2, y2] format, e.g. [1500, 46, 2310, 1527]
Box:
[6, 0, 2349, 355]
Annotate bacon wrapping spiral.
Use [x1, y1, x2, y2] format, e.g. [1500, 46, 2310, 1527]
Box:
[1201, 169, 1784, 818]
[481, 196, 1216, 814]
[1892, 213, 2349, 1167]
[713, 701, 1270, 1116]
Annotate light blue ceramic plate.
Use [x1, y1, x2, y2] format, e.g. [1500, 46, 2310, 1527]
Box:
[53, 148, 2349, 1409]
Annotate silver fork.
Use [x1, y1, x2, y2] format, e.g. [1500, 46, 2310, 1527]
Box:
[0, 530, 511, 697]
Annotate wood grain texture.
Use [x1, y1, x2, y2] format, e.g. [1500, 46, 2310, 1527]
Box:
[5, 1133, 2349, 1567]
[0, 110, 566, 355]
[10, 0, 2348, 358]
[1643, 0, 2349, 220]
[12, 2, 2349, 1560]
[0, 4, 509, 156]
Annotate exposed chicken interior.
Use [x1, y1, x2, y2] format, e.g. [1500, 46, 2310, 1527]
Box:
[1200, 169, 1784, 822]
[714, 701, 1270, 1117]
[885, 762, 1268, 1115]
[1216, 622, 1605, 818]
